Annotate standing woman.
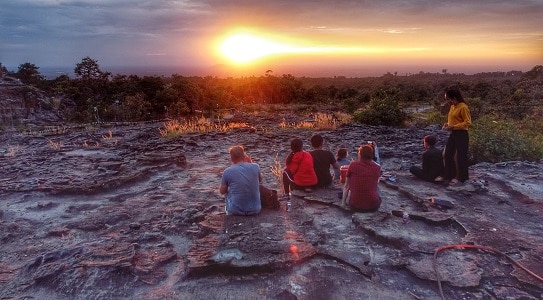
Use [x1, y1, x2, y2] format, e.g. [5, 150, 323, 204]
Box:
[442, 87, 472, 184]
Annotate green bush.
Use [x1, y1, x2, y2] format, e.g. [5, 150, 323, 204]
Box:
[470, 115, 543, 163]
[466, 97, 484, 120]
[426, 110, 447, 126]
[352, 90, 407, 126]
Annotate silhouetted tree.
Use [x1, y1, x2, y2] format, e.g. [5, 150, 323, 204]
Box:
[16, 62, 43, 85]
[74, 57, 108, 79]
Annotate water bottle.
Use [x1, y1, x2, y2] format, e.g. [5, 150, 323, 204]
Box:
[402, 211, 410, 224]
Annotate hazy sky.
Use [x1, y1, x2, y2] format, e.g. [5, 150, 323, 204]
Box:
[1, 0, 542, 76]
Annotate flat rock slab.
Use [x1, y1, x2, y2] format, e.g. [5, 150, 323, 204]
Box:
[1, 119, 542, 299]
[187, 212, 318, 275]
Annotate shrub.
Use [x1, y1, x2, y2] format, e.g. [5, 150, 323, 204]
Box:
[352, 91, 407, 126]
[466, 97, 484, 120]
[426, 111, 447, 126]
[470, 115, 543, 163]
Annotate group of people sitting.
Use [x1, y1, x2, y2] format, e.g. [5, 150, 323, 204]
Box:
[281, 134, 382, 213]
[219, 133, 383, 216]
[219, 87, 471, 217]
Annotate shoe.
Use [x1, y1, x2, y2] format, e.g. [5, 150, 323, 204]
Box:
[449, 179, 459, 185]
[278, 195, 290, 201]
[434, 176, 445, 182]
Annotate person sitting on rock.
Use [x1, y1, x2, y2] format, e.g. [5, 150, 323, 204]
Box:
[409, 135, 445, 183]
[341, 144, 382, 212]
[310, 134, 339, 188]
[367, 140, 381, 166]
[334, 147, 352, 181]
[220, 145, 262, 216]
[281, 138, 318, 200]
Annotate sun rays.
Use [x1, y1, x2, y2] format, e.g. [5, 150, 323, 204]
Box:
[217, 32, 429, 65]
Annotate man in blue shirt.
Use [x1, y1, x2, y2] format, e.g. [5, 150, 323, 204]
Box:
[220, 146, 261, 216]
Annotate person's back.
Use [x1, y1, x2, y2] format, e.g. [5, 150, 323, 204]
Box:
[410, 135, 444, 182]
[347, 159, 381, 210]
[282, 138, 318, 199]
[334, 148, 351, 180]
[309, 134, 338, 188]
[220, 146, 261, 215]
[287, 151, 318, 187]
[342, 145, 381, 212]
[423, 146, 445, 180]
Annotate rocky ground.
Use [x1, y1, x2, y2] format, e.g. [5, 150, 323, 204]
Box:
[0, 111, 542, 300]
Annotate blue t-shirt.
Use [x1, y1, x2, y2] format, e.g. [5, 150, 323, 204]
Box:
[221, 162, 261, 215]
[334, 157, 351, 179]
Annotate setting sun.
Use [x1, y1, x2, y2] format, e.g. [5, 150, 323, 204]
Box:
[218, 33, 295, 64]
[216, 31, 435, 66]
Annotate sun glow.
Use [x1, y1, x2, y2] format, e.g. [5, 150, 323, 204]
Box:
[217, 32, 432, 65]
[218, 33, 295, 63]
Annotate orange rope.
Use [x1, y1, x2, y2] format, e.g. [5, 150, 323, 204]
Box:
[433, 244, 543, 300]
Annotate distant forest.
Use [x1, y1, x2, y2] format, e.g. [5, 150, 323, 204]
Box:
[2, 58, 541, 124]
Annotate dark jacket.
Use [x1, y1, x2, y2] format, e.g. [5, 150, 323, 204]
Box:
[422, 146, 445, 181]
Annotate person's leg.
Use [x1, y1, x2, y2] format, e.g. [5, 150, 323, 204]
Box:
[351, 196, 380, 212]
[374, 145, 381, 165]
[344, 190, 351, 207]
[455, 131, 470, 182]
[443, 135, 457, 180]
[409, 166, 425, 180]
[282, 170, 292, 196]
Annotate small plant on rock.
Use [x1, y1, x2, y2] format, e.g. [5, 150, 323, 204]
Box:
[159, 117, 250, 138]
[48, 139, 63, 151]
[270, 153, 284, 195]
[6, 145, 22, 157]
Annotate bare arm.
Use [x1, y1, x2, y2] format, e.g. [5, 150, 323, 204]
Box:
[341, 177, 350, 208]
[219, 184, 228, 195]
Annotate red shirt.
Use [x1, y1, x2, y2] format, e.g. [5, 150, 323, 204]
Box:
[346, 159, 381, 210]
[287, 151, 318, 187]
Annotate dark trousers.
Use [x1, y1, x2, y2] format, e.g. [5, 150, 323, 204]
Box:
[444, 130, 469, 182]
[409, 166, 435, 182]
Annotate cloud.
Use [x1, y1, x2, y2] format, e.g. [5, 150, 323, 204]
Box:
[0, 0, 541, 72]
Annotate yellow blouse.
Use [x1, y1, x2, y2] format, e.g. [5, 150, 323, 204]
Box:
[447, 102, 471, 130]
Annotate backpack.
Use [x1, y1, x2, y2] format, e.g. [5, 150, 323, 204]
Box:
[259, 185, 280, 210]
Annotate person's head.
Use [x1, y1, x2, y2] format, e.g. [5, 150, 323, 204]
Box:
[310, 134, 324, 149]
[423, 135, 437, 148]
[290, 138, 303, 153]
[358, 144, 374, 161]
[444, 87, 465, 104]
[336, 148, 348, 160]
[229, 145, 245, 163]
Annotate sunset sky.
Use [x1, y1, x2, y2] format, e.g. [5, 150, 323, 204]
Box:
[1, 0, 542, 77]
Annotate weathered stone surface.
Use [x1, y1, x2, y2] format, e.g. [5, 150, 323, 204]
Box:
[1, 113, 542, 299]
[408, 253, 483, 287]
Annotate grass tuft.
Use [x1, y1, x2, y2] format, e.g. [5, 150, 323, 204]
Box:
[270, 153, 284, 195]
[280, 112, 352, 130]
[160, 116, 250, 138]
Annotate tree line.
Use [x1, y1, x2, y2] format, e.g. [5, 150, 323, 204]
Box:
[3, 57, 542, 124]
